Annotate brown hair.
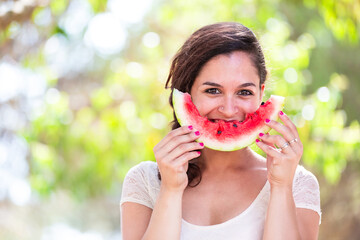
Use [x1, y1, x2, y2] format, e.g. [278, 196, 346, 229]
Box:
[160, 22, 268, 187]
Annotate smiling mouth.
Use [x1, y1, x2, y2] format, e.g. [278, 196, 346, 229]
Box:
[208, 119, 242, 123]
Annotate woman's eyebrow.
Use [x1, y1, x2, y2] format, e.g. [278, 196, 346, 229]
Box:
[202, 81, 257, 88]
[238, 82, 257, 88]
[202, 81, 222, 87]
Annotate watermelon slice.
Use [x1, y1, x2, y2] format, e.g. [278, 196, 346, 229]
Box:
[172, 89, 285, 151]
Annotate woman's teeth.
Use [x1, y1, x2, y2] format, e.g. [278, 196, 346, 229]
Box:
[209, 119, 244, 123]
[209, 119, 239, 123]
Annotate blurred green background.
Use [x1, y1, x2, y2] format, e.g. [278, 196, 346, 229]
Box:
[0, 0, 359, 239]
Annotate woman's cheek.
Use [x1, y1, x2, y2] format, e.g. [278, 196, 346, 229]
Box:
[197, 102, 215, 116]
[193, 98, 219, 116]
[238, 101, 259, 114]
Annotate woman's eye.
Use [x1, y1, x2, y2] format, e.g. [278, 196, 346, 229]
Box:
[238, 90, 253, 96]
[205, 88, 221, 94]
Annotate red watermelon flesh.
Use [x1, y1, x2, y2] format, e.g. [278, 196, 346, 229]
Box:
[173, 89, 285, 151]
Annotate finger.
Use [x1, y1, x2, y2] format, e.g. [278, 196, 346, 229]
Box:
[288, 137, 301, 148]
[255, 139, 282, 163]
[278, 111, 300, 139]
[288, 137, 303, 156]
[277, 112, 303, 154]
[264, 118, 295, 142]
[155, 125, 196, 151]
[176, 150, 202, 167]
[166, 141, 204, 161]
[258, 133, 276, 148]
[258, 133, 295, 154]
[163, 130, 201, 156]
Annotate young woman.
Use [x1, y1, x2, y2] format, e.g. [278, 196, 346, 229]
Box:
[120, 22, 321, 240]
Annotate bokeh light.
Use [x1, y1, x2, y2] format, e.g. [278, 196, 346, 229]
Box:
[142, 32, 160, 48]
[84, 13, 127, 55]
[317, 86, 330, 102]
[302, 104, 316, 121]
[126, 62, 143, 79]
[107, 0, 154, 23]
[284, 67, 298, 83]
[0, 0, 359, 239]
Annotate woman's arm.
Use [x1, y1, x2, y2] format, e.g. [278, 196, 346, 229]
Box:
[121, 125, 203, 240]
[256, 112, 320, 239]
[263, 187, 319, 240]
[121, 188, 183, 240]
[141, 188, 184, 240]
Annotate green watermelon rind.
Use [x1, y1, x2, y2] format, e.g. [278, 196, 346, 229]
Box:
[172, 89, 285, 151]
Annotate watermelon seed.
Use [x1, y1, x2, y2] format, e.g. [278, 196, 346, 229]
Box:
[261, 102, 265, 105]
[217, 130, 222, 135]
[233, 123, 238, 127]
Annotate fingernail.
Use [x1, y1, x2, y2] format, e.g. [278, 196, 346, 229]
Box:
[197, 151, 201, 155]
[199, 142, 204, 147]
[195, 131, 200, 136]
[265, 119, 270, 123]
[188, 125, 193, 130]
[256, 139, 260, 143]
[279, 111, 284, 116]
[259, 133, 264, 137]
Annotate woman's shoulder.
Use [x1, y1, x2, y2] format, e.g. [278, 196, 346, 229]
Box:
[293, 165, 322, 220]
[125, 161, 159, 183]
[294, 165, 319, 186]
[121, 161, 160, 209]
[128, 161, 158, 173]
[293, 165, 320, 202]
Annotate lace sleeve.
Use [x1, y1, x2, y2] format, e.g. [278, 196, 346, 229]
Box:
[293, 166, 322, 223]
[120, 162, 155, 209]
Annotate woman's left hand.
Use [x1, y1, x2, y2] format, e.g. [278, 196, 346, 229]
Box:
[255, 111, 303, 189]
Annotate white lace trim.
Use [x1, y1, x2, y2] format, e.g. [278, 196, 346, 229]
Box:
[293, 165, 322, 223]
[120, 162, 321, 223]
[120, 161, 160, 209]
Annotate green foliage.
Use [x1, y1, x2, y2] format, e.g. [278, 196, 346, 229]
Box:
[50, 0, 70, 16]
[88, 0, 109, 12]
[14, 0, 359, 200]
[316, 0, 360, 44]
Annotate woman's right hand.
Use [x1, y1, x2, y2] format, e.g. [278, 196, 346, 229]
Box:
[153, 125, 204, 193]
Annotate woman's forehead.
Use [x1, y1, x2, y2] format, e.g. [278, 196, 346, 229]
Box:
[193, 52, 260, 87]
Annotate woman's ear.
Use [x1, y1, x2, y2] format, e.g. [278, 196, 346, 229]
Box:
[260, 84, 265, 101]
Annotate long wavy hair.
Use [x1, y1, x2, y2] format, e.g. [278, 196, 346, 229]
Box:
[159, 22, 268, 187]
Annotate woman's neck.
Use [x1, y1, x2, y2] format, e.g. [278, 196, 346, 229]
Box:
[198, 147, 261, 174]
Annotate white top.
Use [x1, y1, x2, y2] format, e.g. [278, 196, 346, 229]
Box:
[120, 161, 321, 240]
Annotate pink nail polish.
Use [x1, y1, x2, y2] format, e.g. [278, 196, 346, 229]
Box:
[265, 119, 270, 123]
[256, 139, 260, 143]
[195, 131, 200, 136]
[259, 133, 264, 137]
[188, 125, 193, 130]
[199, 142, 204, 147]
[279, 111, 284, 116]
[197, 151, 201, 155]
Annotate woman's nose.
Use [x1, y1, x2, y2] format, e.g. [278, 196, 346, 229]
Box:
[218, 97, 239, 117]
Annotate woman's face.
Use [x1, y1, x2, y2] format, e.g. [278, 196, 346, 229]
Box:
[190, 51, 265, 123]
